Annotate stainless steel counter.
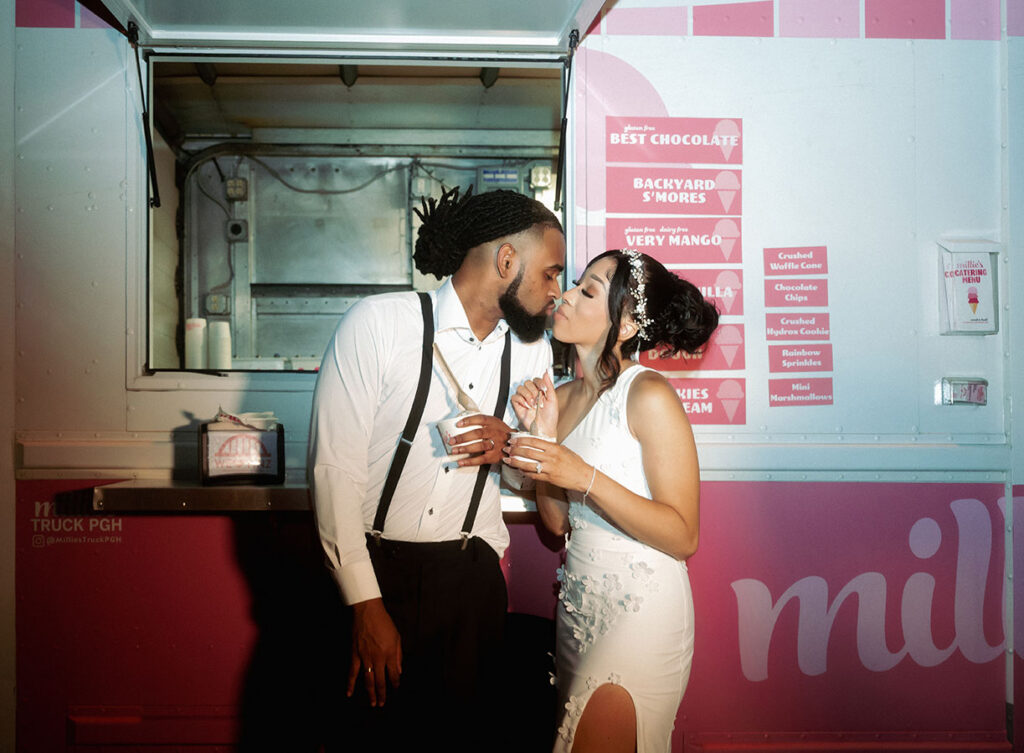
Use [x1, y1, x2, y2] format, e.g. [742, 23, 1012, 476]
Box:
[92, 479, 310, 512]
[92, 480, 537, 516]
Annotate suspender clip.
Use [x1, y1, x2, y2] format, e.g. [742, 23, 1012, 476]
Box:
[460, 532, 469, 551]
[371, 530, 383, 547]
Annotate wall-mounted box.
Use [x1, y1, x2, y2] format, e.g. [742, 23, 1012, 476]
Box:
[935, 377, 988, 406]
[937, 239, 999, 335]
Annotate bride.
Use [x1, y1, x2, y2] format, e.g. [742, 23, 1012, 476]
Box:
[504, 249, 719, 753]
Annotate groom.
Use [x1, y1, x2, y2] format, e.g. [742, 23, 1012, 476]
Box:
[308, 187, 565, 751]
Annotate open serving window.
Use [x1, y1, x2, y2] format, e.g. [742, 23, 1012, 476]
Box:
[90, 0, 597, 374]
[152, 60, 565, 372]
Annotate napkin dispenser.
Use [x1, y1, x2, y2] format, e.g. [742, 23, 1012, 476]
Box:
[199, 410, 285, 485]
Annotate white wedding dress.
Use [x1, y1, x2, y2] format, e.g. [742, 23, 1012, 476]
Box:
[552, 365, 694, 753]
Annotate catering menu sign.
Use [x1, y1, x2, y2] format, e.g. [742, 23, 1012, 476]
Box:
[938, 239, 999, 335]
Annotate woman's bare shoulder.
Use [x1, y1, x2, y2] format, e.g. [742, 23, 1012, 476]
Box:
[627, 369, 690, 430]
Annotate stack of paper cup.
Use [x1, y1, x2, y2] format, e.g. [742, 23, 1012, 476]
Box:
[208, 320, 232, 370]
[185, 318, 207, 369]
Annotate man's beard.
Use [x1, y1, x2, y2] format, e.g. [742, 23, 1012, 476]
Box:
[498, 270, 548, 343]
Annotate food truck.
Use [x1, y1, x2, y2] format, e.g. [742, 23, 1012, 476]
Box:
[2, 0, 1023, 749]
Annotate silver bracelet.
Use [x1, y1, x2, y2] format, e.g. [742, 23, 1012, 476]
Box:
[583, 465, 597, 501]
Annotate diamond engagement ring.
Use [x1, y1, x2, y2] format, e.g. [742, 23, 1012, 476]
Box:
[535, 461, 543, 474]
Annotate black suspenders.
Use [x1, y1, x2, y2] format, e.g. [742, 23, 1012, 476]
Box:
[371, 292, 512, 549]
[371, 292, 433, 541]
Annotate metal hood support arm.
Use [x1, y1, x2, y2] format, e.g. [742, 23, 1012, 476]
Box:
[554, 28, 579, 212]
[127, 21, 161, 209]
[78, 0, 128, 36]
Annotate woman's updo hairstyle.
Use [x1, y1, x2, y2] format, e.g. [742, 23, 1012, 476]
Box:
[591, 249, 720, 391]
[413, 185, 563, 279]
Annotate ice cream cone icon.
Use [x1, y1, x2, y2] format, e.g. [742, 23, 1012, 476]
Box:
[716, 379, 745, 422]
[713, 219, 740, 261]
[714, 270, 743, 315]
[967, 286, 979, 314]
[714, 171, 741, 214]
[713, 119, 741, 161]
[713, 325, 744, 368]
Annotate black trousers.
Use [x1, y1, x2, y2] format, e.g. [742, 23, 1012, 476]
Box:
[332, 535, 508, 752]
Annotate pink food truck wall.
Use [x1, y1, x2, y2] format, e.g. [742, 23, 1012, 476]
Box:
[8, 0, 1024, 751]
[13, 480, 1022, 750]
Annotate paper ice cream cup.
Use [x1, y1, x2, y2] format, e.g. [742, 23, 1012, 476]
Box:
[436, 411, 483, 453]
[502, 431, 555, 491]
[508, 431, 550, 465]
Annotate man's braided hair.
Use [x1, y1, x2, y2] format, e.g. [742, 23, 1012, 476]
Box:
[413, 185, 563, 279]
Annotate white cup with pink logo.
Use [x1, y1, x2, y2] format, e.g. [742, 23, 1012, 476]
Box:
[502, 430, 554, 491]
[436, 411, 483, 458]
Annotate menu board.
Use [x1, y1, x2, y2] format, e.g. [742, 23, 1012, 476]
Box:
[606, 116, 746, 425]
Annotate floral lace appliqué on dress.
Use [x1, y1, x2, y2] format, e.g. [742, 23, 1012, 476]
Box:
[558, 553, 657, 654]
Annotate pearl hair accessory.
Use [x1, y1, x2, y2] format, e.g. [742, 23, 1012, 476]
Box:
[624, 249, 652, 340]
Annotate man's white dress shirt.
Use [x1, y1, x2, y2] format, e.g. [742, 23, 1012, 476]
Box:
[308, 279, 552, 605]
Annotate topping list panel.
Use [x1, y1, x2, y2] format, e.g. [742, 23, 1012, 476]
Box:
[764, 246, 834, 407]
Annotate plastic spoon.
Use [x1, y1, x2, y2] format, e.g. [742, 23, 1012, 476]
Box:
[432, 343, 481, 413]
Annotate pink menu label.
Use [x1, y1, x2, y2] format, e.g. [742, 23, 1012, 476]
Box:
[679, 269, 744, 316]
[768, 344, 833, 373]
[606, 217, 742, 264]
[764, 278, 828, 307]
[765, 313, 831, 341]
[606, 116, 743, 164]
[764, 246, 828, 276]
[769, 377, 834, 406]
[642, 324, 746, 371]
[607, 167, 742, 215]
[668, 377, 747, 424]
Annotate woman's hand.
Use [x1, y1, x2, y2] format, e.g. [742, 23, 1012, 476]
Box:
[510, 371, 558, 437]
[503, 433, 592, 493]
